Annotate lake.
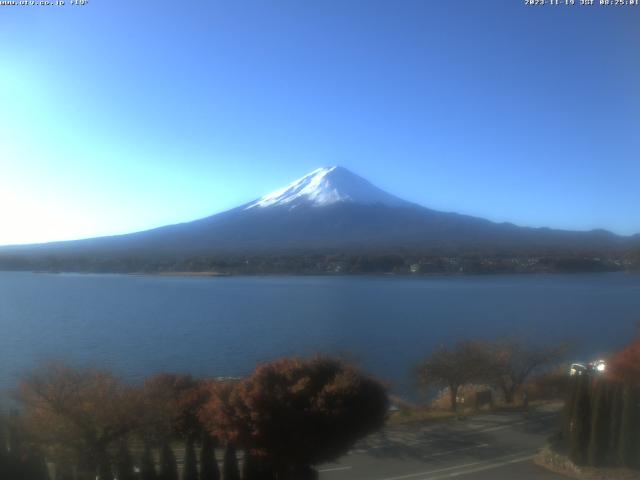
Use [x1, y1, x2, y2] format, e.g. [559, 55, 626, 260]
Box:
[1, 272, 639, 399]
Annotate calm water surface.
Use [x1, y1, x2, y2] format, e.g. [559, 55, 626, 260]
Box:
[1, 272, 639, 398]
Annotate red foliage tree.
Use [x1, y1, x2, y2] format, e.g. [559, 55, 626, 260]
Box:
[417, 341, 493, 411]
[141, 373, 210, 441]
[199, 357, 388, 478]
[608, 339, 640, 385]
[17, 363, 145, 478]
[197, 380, 239, 443]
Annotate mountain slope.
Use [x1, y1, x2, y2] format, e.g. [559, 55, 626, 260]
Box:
[0, 166, 637, 260]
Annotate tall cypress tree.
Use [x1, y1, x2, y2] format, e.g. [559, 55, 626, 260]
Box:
[0, 418, 7, 480]
[242, 452, 275, 480]
[287, 465, 318, 480]
[222, 443, 240, 480]
[139, 444, 157, 480]
[607, 382, 623, 466]
[6, 414, 26, 480]
[115, 442, 135, 480]
[587, 379, 611, 467]
[618, 383, 639, 468]
[568, 375, 591, 465]
[242, 451, 259, 480]
[31, 449, 50, 480]
[96, 456, 113, 480]
[183, 438, 199, 480]
[562, 377, 579, 444]
[7, 413, 23, 459]
[159, 443, 178, 480]
[54, 460, 74, 480]
[199, 435, 220, 480]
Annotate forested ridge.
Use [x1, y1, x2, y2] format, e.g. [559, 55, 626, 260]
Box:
[0, 249, 636, 275]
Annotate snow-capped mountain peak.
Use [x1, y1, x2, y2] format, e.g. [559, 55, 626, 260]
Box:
[245, 166, 406, 209]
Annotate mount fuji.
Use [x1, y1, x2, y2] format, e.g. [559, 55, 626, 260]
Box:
[244, 166, 407, 210]
[0, 166, 636, 263]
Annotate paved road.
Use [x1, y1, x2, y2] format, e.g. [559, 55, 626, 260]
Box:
[318, 405, 567, 480]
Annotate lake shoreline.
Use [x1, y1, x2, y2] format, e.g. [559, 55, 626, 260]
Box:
[2, 268, 636, 278]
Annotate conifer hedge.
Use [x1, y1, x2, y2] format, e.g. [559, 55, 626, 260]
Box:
[563, 351, 640, 469]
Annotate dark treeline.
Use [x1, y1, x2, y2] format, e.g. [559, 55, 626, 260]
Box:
[1, 356, 388, 480]
[0, 249, 633, 275]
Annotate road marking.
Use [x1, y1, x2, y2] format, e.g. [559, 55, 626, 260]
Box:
[430, 454, 536, 479]
[348, 442, 488, 458]
[455, 413, 558, 436]
[318, 466, 353, 473]
[421, 443, 489, 459]
[375, 452, 534, 480]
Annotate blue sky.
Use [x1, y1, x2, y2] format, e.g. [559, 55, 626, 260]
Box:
[1, 0, 638, 245]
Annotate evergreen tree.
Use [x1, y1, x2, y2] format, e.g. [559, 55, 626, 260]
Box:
[568, 375, 591, 465]
[587, 379, 611, 467]
[222, 443, 240, 480]
[6, 412, 23, 458]
[242, 452, 258, 480]
[607, 382, 623, 466]
[5, 413, 26, 479]
[183, 438, 199, 480]
[0, 418, 7, 480]
[286, 465, 317, 480]
[54, 461, 74, 480]
[159, 443, 178, 480]
[242, 452, 274, 480]
[115, 442, 135, 480]
[32, 449, 50, 480]
[96, 456, 113, 480]
[139, 444, 157, 480]
[5, 453, 21, 480]
[199, 435, 220, 480]
[618, 383, 639, 468]
[562, 377, 579, 443]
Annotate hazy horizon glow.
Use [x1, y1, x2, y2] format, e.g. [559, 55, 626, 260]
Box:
[1, 1, 639, 246]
